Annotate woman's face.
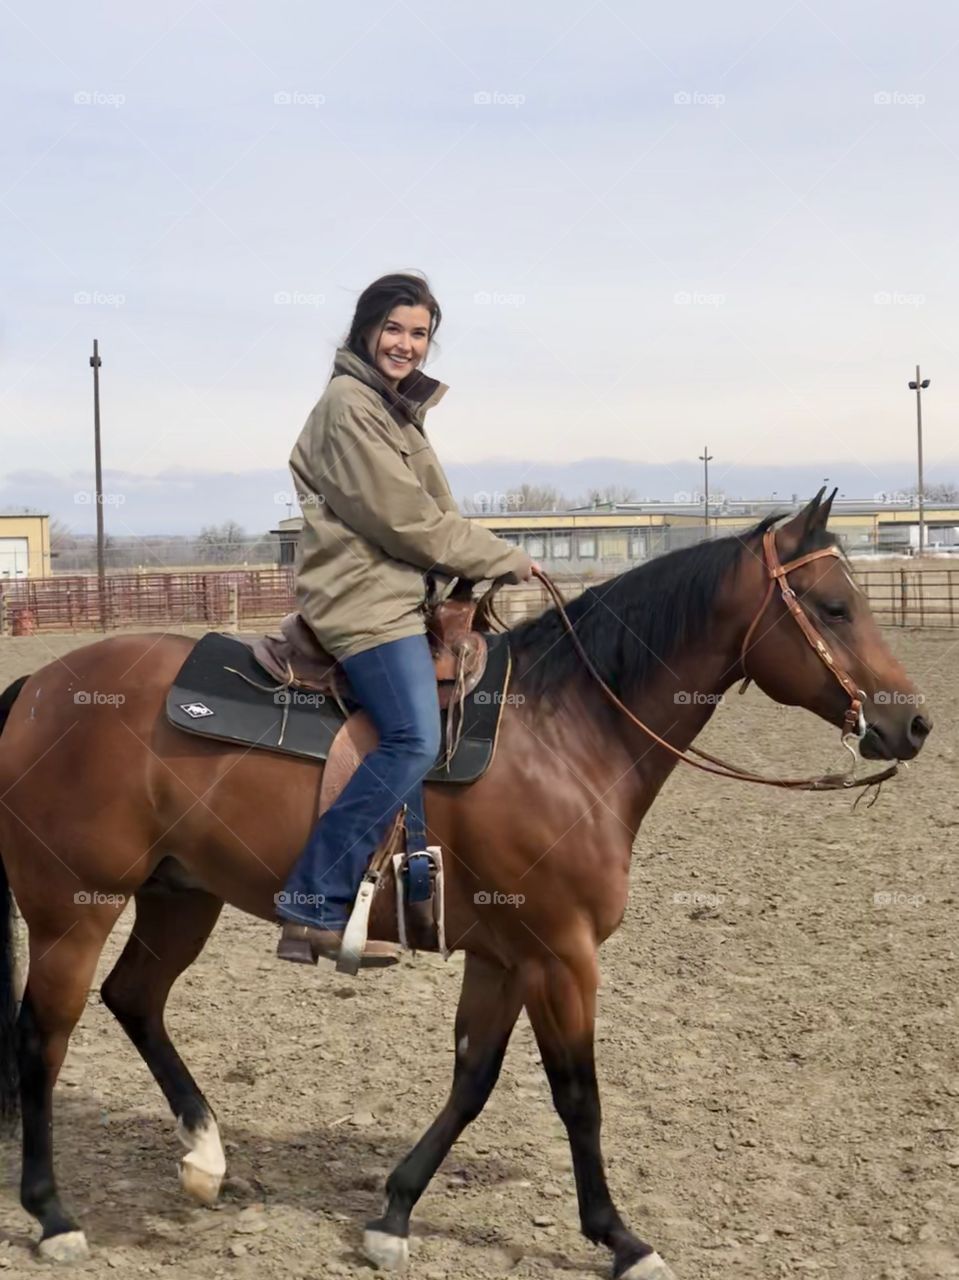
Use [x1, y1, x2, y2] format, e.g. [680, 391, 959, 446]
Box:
[366, 304, 432, 384]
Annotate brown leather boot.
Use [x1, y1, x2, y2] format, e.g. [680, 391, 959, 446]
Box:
[276, 921, 401, 968]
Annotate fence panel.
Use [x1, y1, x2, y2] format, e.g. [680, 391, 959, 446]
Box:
[1, 565, 957, 633]
[856, 567, 958, 627]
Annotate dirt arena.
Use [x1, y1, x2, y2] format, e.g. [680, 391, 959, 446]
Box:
[0, 627, 955, 1279]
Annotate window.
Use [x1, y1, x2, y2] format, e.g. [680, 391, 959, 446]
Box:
[552, 535, 571, 559]
[628, 533, 645, 560]
[578, 535, 597, 558]
[526, 536, 546, 558]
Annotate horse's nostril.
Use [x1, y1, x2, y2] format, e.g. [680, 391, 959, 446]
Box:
[910, 713, 932, 742]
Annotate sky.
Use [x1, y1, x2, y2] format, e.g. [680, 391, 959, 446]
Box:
[2, 1, 959, 533]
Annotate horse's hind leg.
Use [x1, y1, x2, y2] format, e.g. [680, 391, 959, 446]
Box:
[363, 952, 523, 1271]
[100, 883, 225, 1205]
[19, 901, 124, 1263]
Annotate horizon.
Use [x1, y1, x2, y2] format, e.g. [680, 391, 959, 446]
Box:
[5, 456, 955, 538]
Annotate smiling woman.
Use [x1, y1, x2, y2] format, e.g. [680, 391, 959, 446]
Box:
[276, 272, 538, 966]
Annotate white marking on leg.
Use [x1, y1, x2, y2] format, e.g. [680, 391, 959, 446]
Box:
[457, 1034, 469, 1058]
[620, 1252, 677, 1280]
[363, 1228, 409, 1271]
[176, 1115, 226, 1205]
[38, 1230, 89, 1263]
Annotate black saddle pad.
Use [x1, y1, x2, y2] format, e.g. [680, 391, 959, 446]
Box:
[165, 630, 511, 784]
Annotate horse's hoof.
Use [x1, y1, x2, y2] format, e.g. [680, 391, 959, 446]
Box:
[38, 1231, 89, 1264]
[363, 1228, 409, 1271]
[618, 1253, 677, 1280]
[179, 1158, 223, 1205]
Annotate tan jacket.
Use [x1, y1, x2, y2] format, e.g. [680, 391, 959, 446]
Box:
[289, 347, 531, 659]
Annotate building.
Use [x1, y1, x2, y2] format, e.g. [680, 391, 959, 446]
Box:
[272, 499, 959, 575]
[0, 514, 51, 579]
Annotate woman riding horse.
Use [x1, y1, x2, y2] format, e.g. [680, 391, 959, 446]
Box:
[275, 272, 539, 967]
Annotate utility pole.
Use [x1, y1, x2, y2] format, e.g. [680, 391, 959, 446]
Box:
[90, 340, 105, 629]
[908, 366, 930, 556]
[698, 445, 713, 536]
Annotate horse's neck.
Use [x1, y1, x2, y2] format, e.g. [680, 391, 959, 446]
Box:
[582, 641, 739, 837]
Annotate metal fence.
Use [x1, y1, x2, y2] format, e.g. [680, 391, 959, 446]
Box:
[0, 569, 296, 634]
[1, 564, 957, 634]
[854, 565, 959, 628]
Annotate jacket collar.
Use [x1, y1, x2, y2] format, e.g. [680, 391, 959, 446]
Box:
[331, 346, 448, 428]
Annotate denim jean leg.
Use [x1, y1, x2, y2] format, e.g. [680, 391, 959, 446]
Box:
[276, 634, 441, 929]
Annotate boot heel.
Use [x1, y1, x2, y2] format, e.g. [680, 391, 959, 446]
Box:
[276, 929, 318, 965]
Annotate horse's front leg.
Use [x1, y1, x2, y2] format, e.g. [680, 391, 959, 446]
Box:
[363, 951, 522, 1271]
[522, 947, 677, 1280]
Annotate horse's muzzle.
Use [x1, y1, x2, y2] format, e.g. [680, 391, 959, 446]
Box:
[860, 710, 932, 761]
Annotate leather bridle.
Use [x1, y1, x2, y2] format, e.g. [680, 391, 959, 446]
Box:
[738, 527, 866, 743]
[530, 529, 898, 792]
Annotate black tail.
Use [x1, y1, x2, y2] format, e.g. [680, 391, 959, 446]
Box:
[0, 674, 27, 1124]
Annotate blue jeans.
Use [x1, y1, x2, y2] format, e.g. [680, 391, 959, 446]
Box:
[276, 633, 441, 930]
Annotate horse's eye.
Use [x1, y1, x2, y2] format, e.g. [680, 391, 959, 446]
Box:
[820, 600, 849, 622]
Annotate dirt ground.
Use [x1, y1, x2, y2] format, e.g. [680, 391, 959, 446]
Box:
[0, 627, 955, 1279]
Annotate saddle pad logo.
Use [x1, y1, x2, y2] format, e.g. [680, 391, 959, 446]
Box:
[180, 701, 215, 719]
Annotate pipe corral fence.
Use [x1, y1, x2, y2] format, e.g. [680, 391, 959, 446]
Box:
[1, 562, 958, 634]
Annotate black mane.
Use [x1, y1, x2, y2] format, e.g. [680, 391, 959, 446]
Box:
[508, 516, 839, 706]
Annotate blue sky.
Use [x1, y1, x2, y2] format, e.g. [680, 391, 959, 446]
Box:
[2, 1, 958, 531]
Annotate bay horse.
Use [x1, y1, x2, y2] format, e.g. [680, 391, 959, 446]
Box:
[0, 492, 931, 1278]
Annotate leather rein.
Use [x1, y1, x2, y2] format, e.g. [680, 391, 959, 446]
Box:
[529, 531, 900, 792]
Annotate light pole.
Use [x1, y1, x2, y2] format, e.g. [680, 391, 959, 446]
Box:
[90, 339, 105, 629]
[908, 366, 930, 556]
[699, 445, 713, 536]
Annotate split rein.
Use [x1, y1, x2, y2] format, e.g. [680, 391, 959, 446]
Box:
[523, 534, 900, 794]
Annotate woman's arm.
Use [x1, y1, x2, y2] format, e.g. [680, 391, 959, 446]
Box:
[307, 401, 532, 582]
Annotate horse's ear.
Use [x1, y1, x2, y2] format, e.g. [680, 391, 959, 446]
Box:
[819, 486, 838, 527]
[778, 487, 827, 550]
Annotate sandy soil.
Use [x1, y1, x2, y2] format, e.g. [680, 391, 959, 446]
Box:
[0, 627, 956, 1279]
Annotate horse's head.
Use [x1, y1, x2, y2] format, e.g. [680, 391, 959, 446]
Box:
[738, 490, 932, 761]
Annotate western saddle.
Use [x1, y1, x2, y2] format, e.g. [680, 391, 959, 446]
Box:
[248, 579, 498, 714]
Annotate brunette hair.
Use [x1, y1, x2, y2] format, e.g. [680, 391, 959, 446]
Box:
[345, 272, 442, 365]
